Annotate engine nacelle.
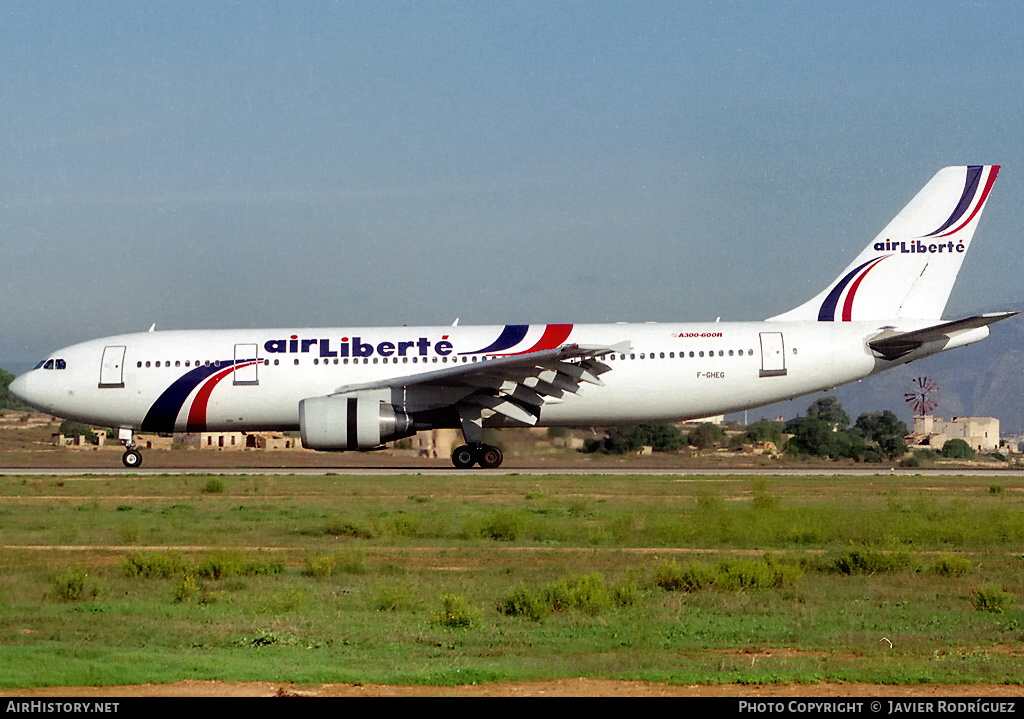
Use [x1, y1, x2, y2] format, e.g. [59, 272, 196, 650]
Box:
[299, 391, 416, 451]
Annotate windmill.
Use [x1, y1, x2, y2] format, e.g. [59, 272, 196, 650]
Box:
[905, 376, 939, 415]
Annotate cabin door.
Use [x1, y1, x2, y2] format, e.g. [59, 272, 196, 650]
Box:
[233, 343, 259, 386]
[99, 346, 126, 388]
[758, 332, 787, 377]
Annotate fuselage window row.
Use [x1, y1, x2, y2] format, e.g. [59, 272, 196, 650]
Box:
[129, 347, 791, 369]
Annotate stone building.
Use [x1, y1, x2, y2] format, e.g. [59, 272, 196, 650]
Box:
[910, 415, 1001, 452]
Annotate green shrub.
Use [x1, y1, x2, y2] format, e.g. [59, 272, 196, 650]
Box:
[610, 580, 642, 607]
[827, 548, 913, 575]
[716, 558, 802, 590]
[387, 513, 420, 537]
[990, 484, 1005, 495]
[173, 574, 199, 603]
[120, 552, 189, 579]
[751, 481, 779, 511]
[974, 583, 1011, 613]
[195, 552, 283, 579]
[51, 567, 97, 602]
[652, 557, 801, 592]
[121, 551, 281, 580]
[478, 510, 526, 541]
[542, 573, 611, 616]
[498, 584, 548, 622]
[932, 553, 972, 577]
[303, 553, 337, 578]
[652, 560, 717, 592]
[202, 478, 225, 494]
[371, 584, 420, 612]
[255, 588, 309, 614]
[431, 593, 476, 629]
[324, 517, 374, 539]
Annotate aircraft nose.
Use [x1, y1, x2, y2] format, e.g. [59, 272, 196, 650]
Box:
[8, 372, 44, 411]
[8, 373, 29, 404]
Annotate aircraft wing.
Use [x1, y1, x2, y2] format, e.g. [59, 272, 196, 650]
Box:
[868, 312, 1017, 360]
[331, 341, 630, 428]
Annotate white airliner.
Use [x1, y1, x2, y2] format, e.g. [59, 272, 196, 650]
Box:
[10, 165, 1014, 469]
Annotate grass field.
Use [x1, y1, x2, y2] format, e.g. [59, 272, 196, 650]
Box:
[1, 471, 1022, 688]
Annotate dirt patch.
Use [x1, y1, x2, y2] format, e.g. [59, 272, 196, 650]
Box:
[3, 679, 1022, 697]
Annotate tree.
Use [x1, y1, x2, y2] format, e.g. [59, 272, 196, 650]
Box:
[854, 410, 908, 443]
[784, 416, 838, 457]
[854, 410, 909, 459]
[941, 438, 975, 459]
[687, 423, 724, 450]
[58, 419, 97, 445]
[745, 420, 783, 446]
[584, 424, 685, 454]
[636, 424, 685, 452]
[805, 396, 850, 430]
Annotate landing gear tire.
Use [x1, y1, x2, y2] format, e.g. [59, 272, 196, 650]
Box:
[122, 449, 143, 468]
[478, 445, 503, 469]
[451, 445, 477, 469]
[451, 444, 503, 469]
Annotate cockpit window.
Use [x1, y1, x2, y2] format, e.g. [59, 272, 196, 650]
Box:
[43, 359, 54, 370]
[38, 358, 67, 370]
[55, 359, 66, 370]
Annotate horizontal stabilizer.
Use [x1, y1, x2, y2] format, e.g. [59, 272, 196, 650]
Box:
[868, 312, 1017, 360]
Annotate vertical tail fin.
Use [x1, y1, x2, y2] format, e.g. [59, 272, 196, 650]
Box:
[769, 165, 1000, 322]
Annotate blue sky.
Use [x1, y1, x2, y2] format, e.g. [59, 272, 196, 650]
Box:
[3, 1, 1023, 366]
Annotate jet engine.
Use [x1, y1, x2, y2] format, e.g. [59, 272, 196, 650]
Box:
[299, 391, 416, 451]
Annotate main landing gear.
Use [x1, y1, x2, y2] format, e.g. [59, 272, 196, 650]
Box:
[119, 428, 143, 468]
[451, 443, 503, 469]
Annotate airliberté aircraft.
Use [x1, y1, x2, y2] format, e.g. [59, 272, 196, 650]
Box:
[10, 165, 1014, 469]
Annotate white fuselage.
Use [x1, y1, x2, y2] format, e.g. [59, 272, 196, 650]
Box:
[13, 318, 971, 434]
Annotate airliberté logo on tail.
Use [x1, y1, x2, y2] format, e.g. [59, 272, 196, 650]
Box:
[873, 239, 965, 254]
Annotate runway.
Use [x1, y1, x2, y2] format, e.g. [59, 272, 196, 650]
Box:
[1, 466, 1022, 477]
